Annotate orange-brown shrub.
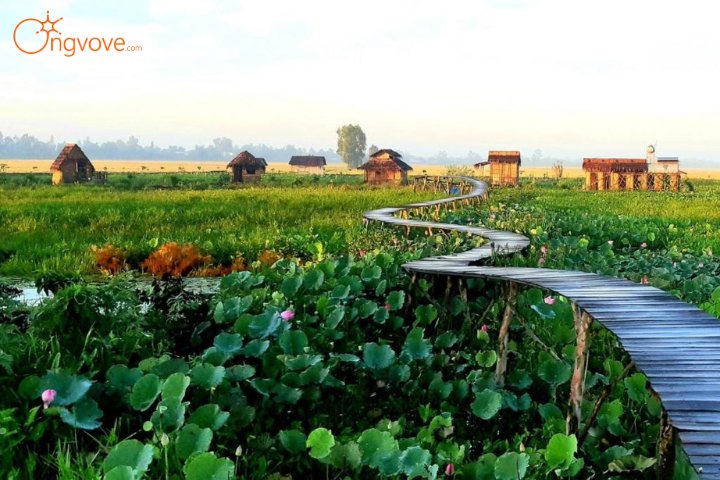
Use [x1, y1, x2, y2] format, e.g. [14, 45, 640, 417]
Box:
[141, 242, 211, 277]
[194, 256, 248, 277]
[92, 244, 127, 275]
[257, 250, 281, 267]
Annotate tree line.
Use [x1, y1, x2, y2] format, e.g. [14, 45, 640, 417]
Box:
[0, 128, 491, 167]
[0, 132, 341, 162]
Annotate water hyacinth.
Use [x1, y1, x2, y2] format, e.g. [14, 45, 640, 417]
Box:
[280, 310, 295, 321]
[41, 389, 56, 409]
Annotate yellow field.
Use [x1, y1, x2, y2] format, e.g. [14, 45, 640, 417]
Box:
[1, 159, 719, 179]
[0, 160, 452, 176]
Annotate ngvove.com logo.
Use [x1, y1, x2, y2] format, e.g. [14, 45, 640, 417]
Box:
[13, 11, 143, 57]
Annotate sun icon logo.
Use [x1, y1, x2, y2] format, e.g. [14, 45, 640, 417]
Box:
[13, 11, 64, 55]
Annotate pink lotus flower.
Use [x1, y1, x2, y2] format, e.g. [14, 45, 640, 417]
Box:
[544, 296, 555, 305]
[280, 310, 295, 321]
[640, 242, 647, 248]
[538, 257, 546, 266]
[641, 276, 649, 285]
[42, 389, 56, 409]
[445, 464, 455, 475]
[481, 324, 489, 333]
[384, 304, 391, 311]
[540, 246, 548, 254]
[358, 249, 367, 258]
[699, 263, 705, 268]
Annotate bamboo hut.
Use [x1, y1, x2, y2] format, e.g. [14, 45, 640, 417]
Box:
[358, 149, 412, 185]
[50, 143, 97, 185]
[289, 156, 326, 174]
[583, 146, 682, 191]
[227, 151, 267, 183]
[474, 151, 521, 186]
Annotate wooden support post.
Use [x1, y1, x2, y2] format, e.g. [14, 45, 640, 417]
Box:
[495, 283, 517, 387]
[459, 278, 471, 327]
[406, 273, 417, 312]
[657, 411, 676, 480]
[567, 306, 592, 435]
[610, 172, 619, 190]
[405, 225, 411, 238]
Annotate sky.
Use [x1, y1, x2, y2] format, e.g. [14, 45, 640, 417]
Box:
[1, 0, 719, 166]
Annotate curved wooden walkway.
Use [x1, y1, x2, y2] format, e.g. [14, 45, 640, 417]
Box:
[364, 177, 720, 478]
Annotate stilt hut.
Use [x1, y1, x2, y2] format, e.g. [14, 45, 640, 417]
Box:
[474, 151, 521, 186]
[583, 146, 682, 191]
[358, 149, 412, 185]
[289, 156, 326, 174]
[50, 143, 96, 185]
[227, 151, 267, 183]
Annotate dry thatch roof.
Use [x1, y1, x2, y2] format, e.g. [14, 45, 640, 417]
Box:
[488, 150, 521, 164]
[289, 156, 326, 167]
[360, 149, 413, 171]
[582, 158, 648, 173]
[50, 144, 92, 171]
[227, 151, 268, 168]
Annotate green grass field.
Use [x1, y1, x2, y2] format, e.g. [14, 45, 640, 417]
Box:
[0, 178, 441, 276]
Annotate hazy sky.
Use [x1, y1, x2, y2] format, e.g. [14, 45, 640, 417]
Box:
[1, 0, 719, 164]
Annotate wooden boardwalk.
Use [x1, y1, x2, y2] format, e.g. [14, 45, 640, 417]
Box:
[364, 177, 720, 478]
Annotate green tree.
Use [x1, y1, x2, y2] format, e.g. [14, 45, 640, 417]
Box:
[368, 144, 380, 157]
[336, 125, 367, 168]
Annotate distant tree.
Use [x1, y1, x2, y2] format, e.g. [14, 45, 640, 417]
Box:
[531, 149, 543, 164]
[368, 144, 380, 156]
[336, 124, 367, 168]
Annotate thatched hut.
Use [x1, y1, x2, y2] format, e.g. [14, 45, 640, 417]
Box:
[289, 156, 326, 175]
[358, 149, 412, 185]
[582, 158, 647, 190]
[227, 151, 267, 183]
[50, 143, 96, 185]
[474, 151, 521, 186]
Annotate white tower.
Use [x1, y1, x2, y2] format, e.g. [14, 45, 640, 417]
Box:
[646, 144, 660, 172]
